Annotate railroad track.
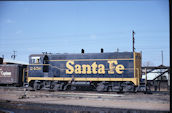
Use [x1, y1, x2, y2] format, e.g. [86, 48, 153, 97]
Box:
[0, 85, 170, 112]
[0, 86, 121, 94]
[0, 86, 169, 97]
[0, 86, 129, 101]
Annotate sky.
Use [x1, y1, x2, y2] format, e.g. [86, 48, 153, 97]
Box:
[0, 0, 169, 66]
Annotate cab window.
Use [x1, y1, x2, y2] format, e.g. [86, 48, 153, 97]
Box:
[31, 57, 40, 64]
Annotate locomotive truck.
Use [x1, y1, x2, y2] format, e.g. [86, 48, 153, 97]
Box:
[27, 51, 142, 92]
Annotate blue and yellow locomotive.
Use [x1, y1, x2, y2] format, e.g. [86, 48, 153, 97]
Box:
[27, 51, 141, 92]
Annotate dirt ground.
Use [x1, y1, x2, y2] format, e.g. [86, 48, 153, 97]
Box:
[0, 87, 170, 112]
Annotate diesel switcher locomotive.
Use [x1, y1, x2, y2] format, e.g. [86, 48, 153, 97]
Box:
[27, 51, 142, 92]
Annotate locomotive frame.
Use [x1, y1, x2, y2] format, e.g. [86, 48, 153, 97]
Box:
[27, 52, 142, 92]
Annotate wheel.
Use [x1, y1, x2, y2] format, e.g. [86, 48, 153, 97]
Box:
[122, 82, 135, 92]
[96, 82, 108, 92]
[33, 81, 41, 90]
[53, 84, 63, 91]
[71, 86, 76, 91]
[63, 84, 71, 91]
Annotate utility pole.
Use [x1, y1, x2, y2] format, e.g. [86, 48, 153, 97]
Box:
[132, 30, 135, 52]
[11, 51, 16, 60]
[145, 68, 147, 93]
[159, 50, 164, 91]
[161, 50, 163, 65]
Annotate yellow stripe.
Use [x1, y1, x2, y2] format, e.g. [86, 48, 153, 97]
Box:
[27, 77, 138, 85]
[49, 58, 134, 62]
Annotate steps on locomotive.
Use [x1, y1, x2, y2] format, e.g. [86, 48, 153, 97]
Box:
[136, 79, 152, 93]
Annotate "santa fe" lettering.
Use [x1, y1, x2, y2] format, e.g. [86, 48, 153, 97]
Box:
[65, 60, 125, 74]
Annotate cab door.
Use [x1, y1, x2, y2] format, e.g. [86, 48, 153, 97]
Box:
[43, 55, 50, 77]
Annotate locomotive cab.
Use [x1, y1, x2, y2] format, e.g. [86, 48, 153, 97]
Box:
[29, 54, 49, 65]
[28, 54, 50, 89]
[28, 54, 50, 78]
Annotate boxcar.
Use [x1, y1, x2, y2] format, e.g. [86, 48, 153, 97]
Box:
[27, 52, 141, 92]
[0, 64, 26, 86]
[0, 57, 3, 64]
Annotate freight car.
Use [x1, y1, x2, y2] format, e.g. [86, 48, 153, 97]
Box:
[27, 51, 142, 92]
[0, 64, 26, 86]
[0, 57, 3, 64]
